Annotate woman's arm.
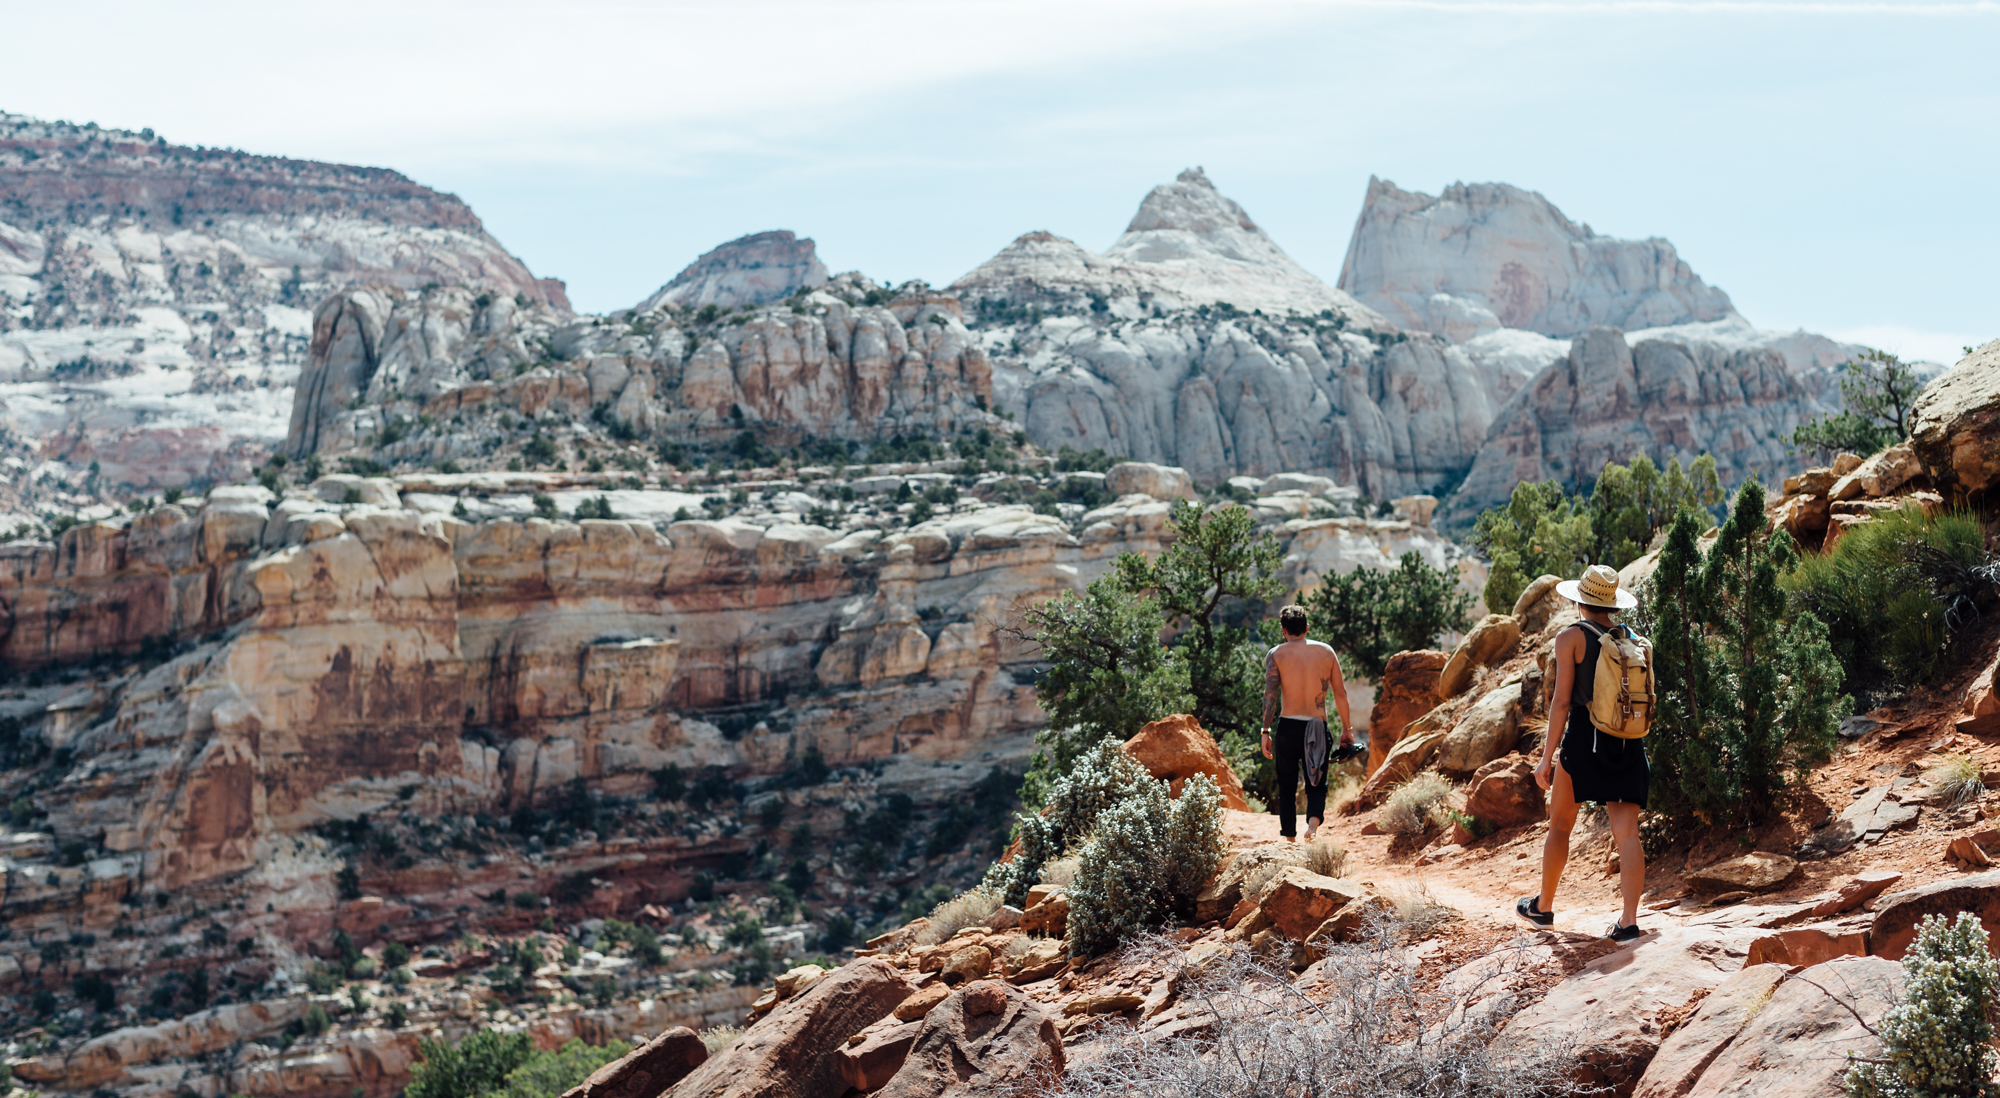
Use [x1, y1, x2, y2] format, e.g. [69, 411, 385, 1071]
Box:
[1536, 627, 1578, 790]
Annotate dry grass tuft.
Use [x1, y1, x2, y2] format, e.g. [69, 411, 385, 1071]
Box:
[1038, 855, 1081, 887]
[699, 1025, 743, 1053]
[1379, 772, 1455, 836]
[1926, 753, 1986, 809]
[1002, 934, 1037, 961]
[1388, 878, 1461, 940]
[914, 885, 1002, 946]
[1301, 839, 1348, 879]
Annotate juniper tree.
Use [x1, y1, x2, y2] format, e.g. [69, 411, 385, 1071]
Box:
[1472, 480, 1594, 614]
[1645, 480, 1848, 827]
[1300, 551, 1474, 682]
[1787, 349, 1923, 462]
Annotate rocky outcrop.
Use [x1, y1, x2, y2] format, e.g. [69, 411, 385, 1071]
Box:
[1463, 755, 1544, 830]
[1445, 327, 1839, 522]
[873, 980, 1064, 1098]
[1365, 650, 1447, 776]
[1909, 338, 2000, 503]
[1337, 177, 1735, 341]
[1632, 957, 1899, 1098]
[670, 958, 911, 1098]
[1868, 871, 2000, 961]
[1436, 683, 1521, 776]
[635, 231, 829, 313]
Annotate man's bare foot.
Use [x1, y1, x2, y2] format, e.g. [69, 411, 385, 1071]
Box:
[1303, 819, 1319, 841]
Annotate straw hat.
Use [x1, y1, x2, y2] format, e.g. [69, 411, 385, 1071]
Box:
[1555, 564, 1638, 610]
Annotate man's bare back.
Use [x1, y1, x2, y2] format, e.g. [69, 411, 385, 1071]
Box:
[1261, 635, 1353, 747]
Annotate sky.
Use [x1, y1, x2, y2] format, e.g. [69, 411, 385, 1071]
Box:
[3, 0, 1995, 363]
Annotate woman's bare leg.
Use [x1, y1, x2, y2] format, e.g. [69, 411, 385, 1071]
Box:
[1607, 802, 1645, 928]
[1539, 764, 1579, 913]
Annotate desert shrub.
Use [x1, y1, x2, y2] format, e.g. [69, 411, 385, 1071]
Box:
[1065, 773, 1226, 956]
[1648, 483, 1847, 828]
[1388, 880, 1460, 939]
[1846, 912, 2000, 1098]
[699, 1026, 743, 1053]
[1784, 505, 1988, 704]
[1301, 839, 1348, 879]
[1789, 349, 1922, 463]
[1300, 551, 1474, 681]
[1927, 754, 1986, 810]
[1378, 773, 1454, 836]
[494, 1038, 632, 1098]
[986, 740, 1154, 906]
[913, 886, 1003, 946]
[407, 1031, 535, 1098]
[1050, 924, 1594, 1097]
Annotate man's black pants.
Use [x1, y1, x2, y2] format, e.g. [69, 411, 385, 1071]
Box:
[1273, 716, 1327, 838]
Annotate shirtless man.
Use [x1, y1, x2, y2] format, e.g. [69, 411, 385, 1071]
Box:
[1261, 604, 1354, 842]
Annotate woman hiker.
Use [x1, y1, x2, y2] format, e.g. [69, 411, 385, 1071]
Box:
[1516, 564, 1649, 943]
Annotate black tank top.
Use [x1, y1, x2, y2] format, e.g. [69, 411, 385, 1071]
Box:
[1570, 621, 1604, 708]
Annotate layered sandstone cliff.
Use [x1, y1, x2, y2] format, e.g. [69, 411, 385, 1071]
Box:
[635, 231, 830, 313]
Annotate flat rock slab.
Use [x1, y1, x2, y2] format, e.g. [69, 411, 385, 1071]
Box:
[1633, 956, 1900, 1098]
[1798, 785, 1920, 858]
[1687, 852, 1800, 894]
[1500, 924, 1762, 1093]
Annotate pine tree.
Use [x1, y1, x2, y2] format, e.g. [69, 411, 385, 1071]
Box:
[1846, 912, 2000, 1098]
[1645, 479, 1848, 827]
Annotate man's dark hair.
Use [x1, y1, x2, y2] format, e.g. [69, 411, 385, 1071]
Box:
[1279, 604, 1309, 636]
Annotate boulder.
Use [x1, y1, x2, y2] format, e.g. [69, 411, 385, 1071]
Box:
[1686, 852, 1799, 895]
[894, 983, 951, 1022]
[1631, 956, 1900, 1098]
[1772, 492, 1829, 538]
[1830, 441, 1923, 502]
[1306, 895, 1395, 948]
[1511, 573, 1564, 634]
[1004, 938, 1067, 984]
[1122, 713, 1250, 810]
[1464, 755, 1545, 830]
[668, 957, 911, 1098]
[1356, 716, 1448, 808]
[1019, 891, 1068, 939]
[1743, 925, 1868, 968]
[1909, 339, 2000, 500]
[836, 1018, 924, 1092]
[1438, 614, 1521, 698]
[1809, 870, 1902, 918]
[1436, 682, 1522, 776]
[1250, 865, 1370, 942]
[1391, 495, 1437, 527]
[1194, 844, 1311, 923]
[1870, 870, 2000, 960]
[941, 944, 993, 986]
[1366, 650, 1448, 777]
[1105, 462, 1196, 500]
[1499, 925, 1761, 1093]
[559, 1026, 707, 1098]
[874, 980, 1064, 1098]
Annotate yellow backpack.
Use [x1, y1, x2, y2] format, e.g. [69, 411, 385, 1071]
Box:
[1581, 621, 1655, 739]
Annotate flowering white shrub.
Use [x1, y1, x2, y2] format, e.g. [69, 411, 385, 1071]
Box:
[1846, 911, 2000, 1098]
[1065, 772, 1225, 956]
[984, 740, 1152, 906]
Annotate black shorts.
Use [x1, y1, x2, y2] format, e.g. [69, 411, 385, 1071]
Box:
[1560, 706, 1650, 806]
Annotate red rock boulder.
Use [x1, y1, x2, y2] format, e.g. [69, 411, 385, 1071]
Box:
[1464, 755, 1545, 831]
[1367, 650, 1447, 777]
[1123, 713, 1249, 810]
[558, 1026, 706, 1098]
[669, 958, 911, 1098]
[873, 980, 1064, 1098]
[1869, 870, 2000, 960]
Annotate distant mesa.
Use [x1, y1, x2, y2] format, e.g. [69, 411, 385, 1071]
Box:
[1338, 176, 1737, 341]
[952, 167, 1382, 325]
[637, 229, 830, 312]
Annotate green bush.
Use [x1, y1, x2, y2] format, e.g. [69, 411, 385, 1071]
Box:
[1783, 505, 1987, 705]
[1587, 453, 1721, 568]
[494, 1038, 632, 1098]
[1064, 773, 1225, 956]
[1011, 575, 1193, 798]
[1300, 551, 1473, 681]
[1646, 482, 1847, 828]
[1790, 350, 1921, 464]
[406, 1031, 535, 1098]
[984, 739, 1154, 907]
[1846, 912, 2000, 1098]
[1472, 480, 1593, 614]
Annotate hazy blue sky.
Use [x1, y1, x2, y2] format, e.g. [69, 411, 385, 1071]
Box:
[5, 0, 1995, 361]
